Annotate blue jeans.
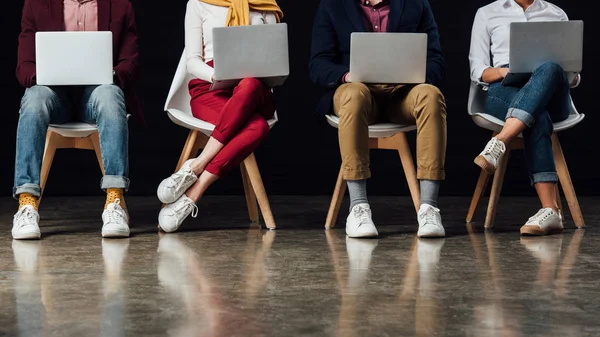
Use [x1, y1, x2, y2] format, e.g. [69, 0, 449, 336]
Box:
[485, 62, 571, 185]
[13, 85, 129, 198]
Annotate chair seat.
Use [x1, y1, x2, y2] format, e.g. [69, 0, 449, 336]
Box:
[167, 109, 278, 137]
[470, 112, 586, 134]
[48, 122, 98, 138]
[325, 115, 416, 138]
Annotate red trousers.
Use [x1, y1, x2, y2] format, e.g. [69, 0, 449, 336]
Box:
[188, 68, 275, 177]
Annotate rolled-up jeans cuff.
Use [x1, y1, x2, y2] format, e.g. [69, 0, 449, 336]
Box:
[531, 172, 558, 186]
[13, 184, 42, 200]
[506, 108, 535, 128]
[101, 176, 130, 191]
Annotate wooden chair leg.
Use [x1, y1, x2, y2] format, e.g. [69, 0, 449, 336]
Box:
[38, 131, 60, 207]
[175, 130, 199, 172]
[552, 134, 584, 228]
[325, 166, 347, 229]
[396, 133, 421, 213]
[89, 132, 105, 175]
[241, 162, 259, 223]
[484, 149, 511, 229]
[466, 169, 491, 223]
[243, 153, 276, 230]
[555, 183, 563, 215]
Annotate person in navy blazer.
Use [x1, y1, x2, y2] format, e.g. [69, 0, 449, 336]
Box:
[309, 0, 448, 239]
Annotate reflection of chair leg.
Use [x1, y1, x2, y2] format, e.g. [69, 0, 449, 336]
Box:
[325, 166, 347, 229]
[467, 169, 491, 223]
[556, 230, 584, 297]
[241, 163, 259, 223]
[396, 133, 421, 214]
[484, 150, 510, 229]
[552, 134, 584, 229]
[243, 153, 276, 230]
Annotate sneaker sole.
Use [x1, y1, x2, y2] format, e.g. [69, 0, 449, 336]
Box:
[520, 226, 563, 236]
[12, 231, 41, 240]
[418, 232, 445, 239]
[474, 155, 497, 174]
[102, 230, 130, 238]
[346, 231, 378, 238]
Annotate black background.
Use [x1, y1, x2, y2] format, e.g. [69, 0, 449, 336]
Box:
[0, 0, 597, 198]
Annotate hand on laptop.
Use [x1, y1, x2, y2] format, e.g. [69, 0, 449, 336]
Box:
[498, 68, 509, 79]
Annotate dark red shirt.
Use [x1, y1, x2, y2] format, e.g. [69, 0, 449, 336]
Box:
[358, 0, 390, 32]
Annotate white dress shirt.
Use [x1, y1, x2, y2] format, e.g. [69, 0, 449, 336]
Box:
[469, 0, 569, 84]
[185, 0, 277, 83]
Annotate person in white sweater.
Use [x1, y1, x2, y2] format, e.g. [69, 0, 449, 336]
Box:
[158, 0, 283, 232]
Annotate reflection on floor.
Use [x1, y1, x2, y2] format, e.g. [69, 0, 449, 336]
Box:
[0, 196, 599, 337]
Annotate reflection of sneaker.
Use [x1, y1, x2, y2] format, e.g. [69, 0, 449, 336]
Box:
[417, 238, 445, 269]
[157, 159, 198, 204]
[12, 206, 41, 240]
[520, 236, 563, 263]
[158, 195, 198, 233]
[102, 239, 129, 296]
[474, 137, 506, 174]
[417, 204, 445, 238]
[157, 234, 193, 292]
[346, 237, 378, 288]
[520, 208, 563, 236]
[102, 199, 130, 238]
[346, 204, 378, 238]
[12, 240, 41, 273]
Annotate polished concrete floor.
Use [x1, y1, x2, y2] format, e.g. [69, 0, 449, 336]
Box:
[1, 196, 600, 337]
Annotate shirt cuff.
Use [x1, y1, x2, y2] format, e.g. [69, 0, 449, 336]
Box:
[472, 65, 490, 86]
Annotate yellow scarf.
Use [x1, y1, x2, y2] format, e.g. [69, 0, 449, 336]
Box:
[200, 0, 283, 26]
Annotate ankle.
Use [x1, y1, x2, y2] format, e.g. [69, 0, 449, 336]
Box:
[19, 193, 39, 211]
[105, 188, 125, 209]
[494, 135, 509, 144]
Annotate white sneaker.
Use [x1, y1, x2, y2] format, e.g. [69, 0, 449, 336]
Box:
[158, 195, 198, 233]
[475, 137, 506, 174]
[102, 199, 130, 238]
[520, 208, 563, 236]
[12, 206, 41, 240]
[346, 204, 378, 238]
[157, 159, 198, 204]
[417, 204, 445, 238]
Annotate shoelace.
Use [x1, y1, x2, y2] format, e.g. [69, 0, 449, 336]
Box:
[167, 168, 195, 190]
[353, 206, 371, 225]
[420, 206, 440, 225]
[106, 199, 124, 224]
[172, 198, 199, 219]
[15, 207, 37, 229]
[484, 138, 505, 159]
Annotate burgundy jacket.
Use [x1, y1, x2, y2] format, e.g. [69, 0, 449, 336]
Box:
[16, 0, 143, 123]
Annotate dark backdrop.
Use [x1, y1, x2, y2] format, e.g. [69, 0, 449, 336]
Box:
[0, 0, 597, 197]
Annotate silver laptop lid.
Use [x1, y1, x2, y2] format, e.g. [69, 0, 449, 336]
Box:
[349, 33, 427, 84]
[509, 21, 583, 73]
[35, 31, 113, 86]
[212, 23, 289, 81]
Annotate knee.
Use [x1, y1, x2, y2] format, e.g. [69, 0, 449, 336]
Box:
[413, 84, 446, 118]
[237, 78, 266, 93]
[91, 85, 126, 119]
[19, 85, 56, 122]
[535, 62, 566, 80]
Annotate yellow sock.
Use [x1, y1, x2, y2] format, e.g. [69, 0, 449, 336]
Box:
[19, 193, 39, 211]
[105, 188, 125, 209]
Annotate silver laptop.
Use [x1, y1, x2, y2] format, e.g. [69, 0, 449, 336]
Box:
[36, 32, 113, 86]
[211, 23, 289, 90]
[503, 21, 583, 86]
[349, 33, 427, 84]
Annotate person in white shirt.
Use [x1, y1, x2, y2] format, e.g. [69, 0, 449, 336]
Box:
[468, 0, 580, 236]
[157, 0, 283, 233]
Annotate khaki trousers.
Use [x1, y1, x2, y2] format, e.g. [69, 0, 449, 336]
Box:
[333, 83, 447, 181]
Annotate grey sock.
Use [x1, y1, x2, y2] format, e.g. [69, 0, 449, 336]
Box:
[420, 180, 440, 208]
[347, 180, 368, 210]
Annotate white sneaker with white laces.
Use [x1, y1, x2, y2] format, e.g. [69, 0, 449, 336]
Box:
[474, 137, 506, 174]
[417, 204, 445, 238]
[346, 203, 378, 238]
[12, 206, 41, 240]
[157, 159, 198, 204]
[520, 208, 563, 236]
[102, 199, 130, 238]
[158, 195, 198, 233]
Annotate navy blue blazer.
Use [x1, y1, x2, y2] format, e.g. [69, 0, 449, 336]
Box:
[308, 0, 445, 116]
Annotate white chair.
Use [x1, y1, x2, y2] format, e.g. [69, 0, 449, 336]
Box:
[466, 82, 585, 229]
[324, 115, 420, 228]
[164, 51, 278, 229]
[39, 122, 105, 207]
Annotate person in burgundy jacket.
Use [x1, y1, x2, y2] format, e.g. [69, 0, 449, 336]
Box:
[12, 0, 141, 240]
[309, 0, 447, 239]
